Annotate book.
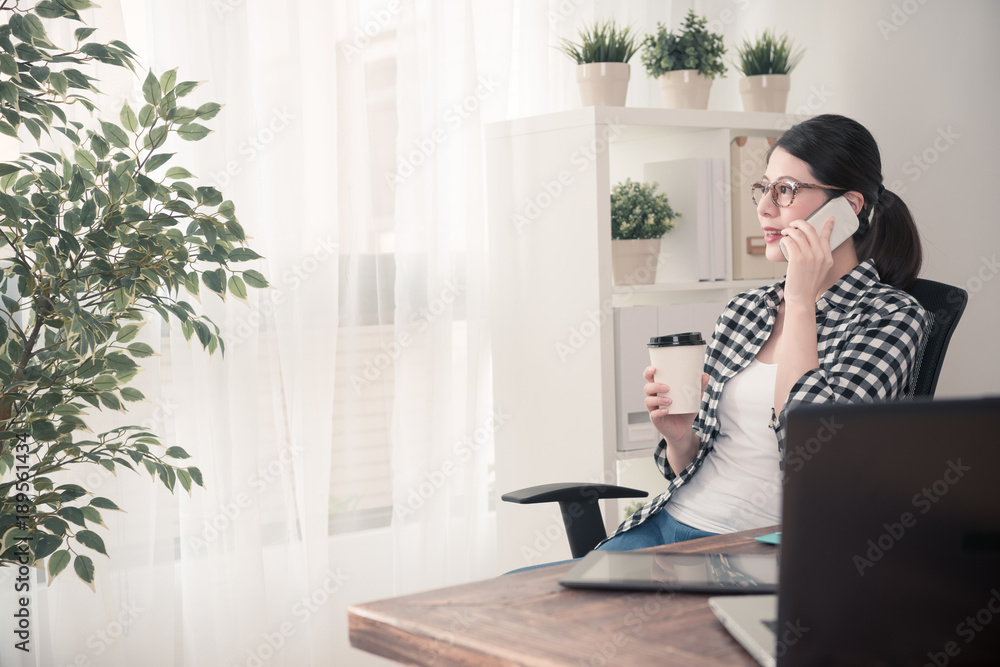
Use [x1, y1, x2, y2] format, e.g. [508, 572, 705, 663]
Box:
[644, 158, 714, 282]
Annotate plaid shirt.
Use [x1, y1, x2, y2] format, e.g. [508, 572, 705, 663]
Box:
[606, 259, 928, 541]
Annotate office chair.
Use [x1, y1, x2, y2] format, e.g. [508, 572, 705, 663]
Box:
[501, 278, 969, 558]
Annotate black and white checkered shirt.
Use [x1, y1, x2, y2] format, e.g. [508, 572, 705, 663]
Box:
[605, 259, 928, 541]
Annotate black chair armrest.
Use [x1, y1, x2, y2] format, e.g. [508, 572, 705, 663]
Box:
[501, 483, 648, 558]
[502, 482, 648, 504]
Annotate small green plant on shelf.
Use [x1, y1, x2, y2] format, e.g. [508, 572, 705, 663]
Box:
[641, 10, 726, 78]
[557, 19, 640, 64]
[611, 179, 678, 240]
[733, 29, 805, 76]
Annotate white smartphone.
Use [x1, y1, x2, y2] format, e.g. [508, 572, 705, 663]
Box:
[779, 195, 860, 260]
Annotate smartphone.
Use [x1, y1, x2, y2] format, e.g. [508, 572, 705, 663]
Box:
[779, 195, 860, 260]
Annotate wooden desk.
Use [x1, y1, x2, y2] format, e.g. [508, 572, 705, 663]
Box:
[348, 526, 778, 666]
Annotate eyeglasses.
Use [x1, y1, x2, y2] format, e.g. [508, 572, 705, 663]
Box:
[751, 180, 844, 208]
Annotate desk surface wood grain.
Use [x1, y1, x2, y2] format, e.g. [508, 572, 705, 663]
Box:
[348, 525, 779, 666]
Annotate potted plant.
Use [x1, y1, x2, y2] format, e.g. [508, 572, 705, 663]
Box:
[0, 1, 268, 587]
[640, 10, 726, 109]
[733, 29, 805, 112]
[610, 179, 678, 285]
[557, 19, 639, 107]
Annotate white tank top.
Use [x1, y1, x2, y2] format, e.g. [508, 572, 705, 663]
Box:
[666, 359, 782, 533]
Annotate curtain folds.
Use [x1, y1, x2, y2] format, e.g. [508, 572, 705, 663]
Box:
[0, 1, 575, 664]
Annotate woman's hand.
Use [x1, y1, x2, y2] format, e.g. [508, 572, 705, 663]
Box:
[779, 216, 835, 306]
[643, 366, 709, 441]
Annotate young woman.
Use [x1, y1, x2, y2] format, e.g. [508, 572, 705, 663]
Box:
[598, 114, 928, 550]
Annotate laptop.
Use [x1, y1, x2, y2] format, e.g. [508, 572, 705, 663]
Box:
[710, 396, 1000, 666]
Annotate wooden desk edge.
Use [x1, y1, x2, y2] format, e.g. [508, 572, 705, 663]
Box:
[348, 525, 780, 666]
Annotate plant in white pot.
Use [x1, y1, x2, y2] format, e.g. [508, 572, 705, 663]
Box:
[734, 29, 805, 112]
[558, 19, 639, 107]
[640, 10, 726, 109]
[610, 179, 678, 285]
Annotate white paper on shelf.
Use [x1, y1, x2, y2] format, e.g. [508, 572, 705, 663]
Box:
[645, 158, 713, 282]
[711, 158, 729, 281]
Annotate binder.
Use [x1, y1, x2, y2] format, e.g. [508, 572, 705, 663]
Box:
[644, 158, 715, 282]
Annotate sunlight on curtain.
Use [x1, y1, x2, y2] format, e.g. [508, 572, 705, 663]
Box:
[0, 0, 580, 664]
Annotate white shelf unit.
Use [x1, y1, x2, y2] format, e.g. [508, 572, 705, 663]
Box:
[485, 107, 796, 572]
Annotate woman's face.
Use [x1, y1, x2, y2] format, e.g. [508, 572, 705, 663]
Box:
[756, 147, 835, 263]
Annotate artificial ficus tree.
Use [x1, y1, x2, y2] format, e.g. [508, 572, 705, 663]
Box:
[0, 0, 268, 588]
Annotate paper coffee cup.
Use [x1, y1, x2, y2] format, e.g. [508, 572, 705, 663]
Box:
[648, 332, 706, 415]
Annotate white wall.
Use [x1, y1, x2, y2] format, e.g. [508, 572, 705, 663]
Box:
[685, 0, 1000, 397]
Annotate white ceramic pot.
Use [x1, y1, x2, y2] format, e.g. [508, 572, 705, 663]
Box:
[576, 62, 630, 107]
[657, 70, 713, 110]
[738, 74, 790, 113]
[611, 238, 661, 285]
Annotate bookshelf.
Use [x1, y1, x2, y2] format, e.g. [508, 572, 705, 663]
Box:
[485, 106, 799, 572]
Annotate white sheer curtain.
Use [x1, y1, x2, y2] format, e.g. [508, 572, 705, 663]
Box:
[0, 0, 585, 664]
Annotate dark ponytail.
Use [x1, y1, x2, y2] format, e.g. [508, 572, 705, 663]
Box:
[767, 114, 922, 290]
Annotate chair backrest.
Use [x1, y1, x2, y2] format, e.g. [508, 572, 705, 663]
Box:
[906, 278, 968, 397]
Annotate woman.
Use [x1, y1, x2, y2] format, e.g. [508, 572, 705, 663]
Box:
[599, 114, 928, 550]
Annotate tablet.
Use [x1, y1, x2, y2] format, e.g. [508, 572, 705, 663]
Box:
[558, 551, 778, 594]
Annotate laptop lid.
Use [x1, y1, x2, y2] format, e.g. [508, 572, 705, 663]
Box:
[778, 396, 1000, 666]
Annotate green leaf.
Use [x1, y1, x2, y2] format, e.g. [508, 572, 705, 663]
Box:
[48, 550, 71, 580]
[177, 123, 211, 141]
[90, 497, 122, 511]
[120, 102, 139, 132]
[49, 71, 69, 96]
[184, 271, 200, 297]
[80, 507, 105, 528]
[92, 375, 117, 391]
[145, 152, 174, 171]
[0, 81, 19, 108]
[228, 274, 248, 300]
[0, 54, 17, 77]
[31, 420, 60, 442]
[147, 125, 168, 149]
[177, 468, 193, 493]
[201, 269, 225, 295]
[116, 324, 141, 342]
[74, 554, 96, 588]
[242, 269, 269, 289]
[173, 80, 202, 98]
[159, 68, 178, 94]
[76, 530, 109, 556]
[100, 120, 130, 149]
[138, 104, 157, 128]
[120, 387, 145, 402]
[33, 532, 64, 561]
[41, 517, 68, 535]
[74, 147, 97, 171]
[126, 342, 155, 358]
[113, 288, 129, 311]
[0, 120, 19, 139]
[165, 446, 191, 459]
[57, 507, 87, 527]
[188, 466, 205, 488]
[142, 70, 161, 106]
[74, 27, 98, 41]
[165, 166, 195, 179]
[99, 392, 122, 410]
[196, 102, 222, 121]
[227, 247, 263, 262]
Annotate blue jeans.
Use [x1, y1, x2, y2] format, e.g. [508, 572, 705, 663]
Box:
[596, 510, 718, 551]
[505, 511, 717, 574]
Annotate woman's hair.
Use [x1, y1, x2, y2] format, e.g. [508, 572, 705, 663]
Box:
[766, 114, 922, 290]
